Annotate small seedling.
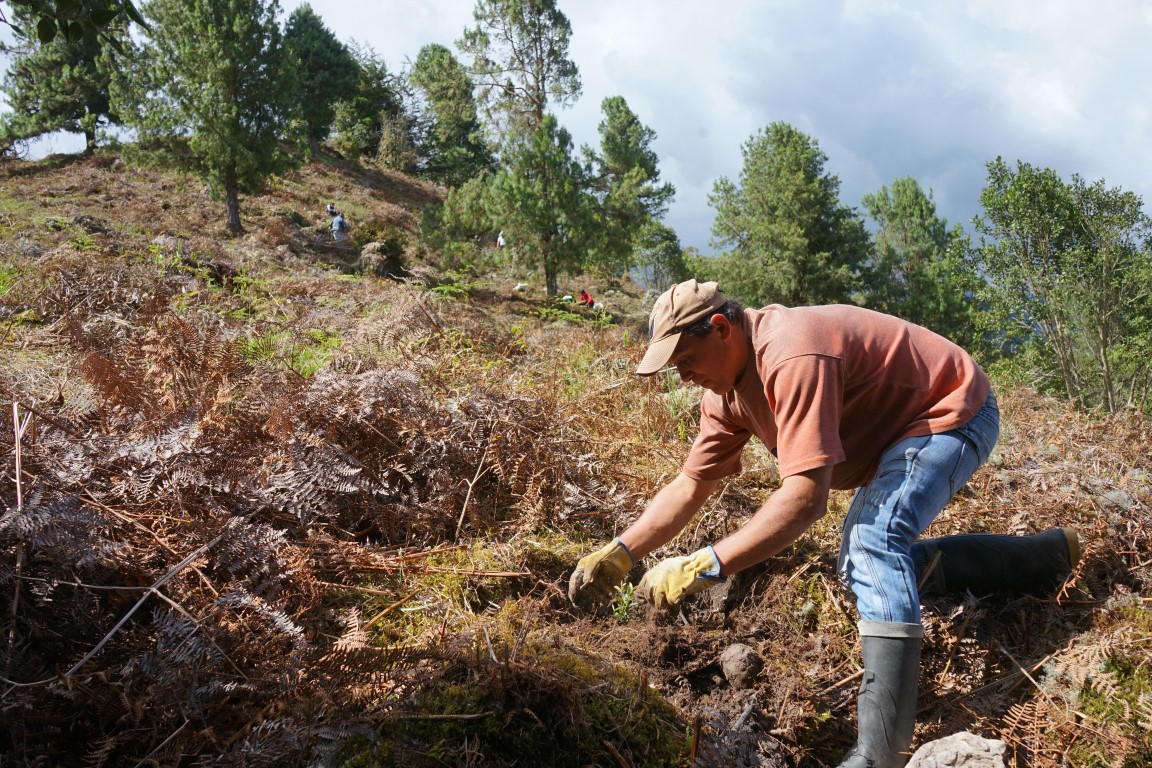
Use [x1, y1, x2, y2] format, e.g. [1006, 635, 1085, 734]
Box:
[611, 582, 636, 624]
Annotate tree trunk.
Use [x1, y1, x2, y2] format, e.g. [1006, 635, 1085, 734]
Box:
[83, 127, 97, 155]
[225, 170, 243, 235]
[542, 235, 559, 296]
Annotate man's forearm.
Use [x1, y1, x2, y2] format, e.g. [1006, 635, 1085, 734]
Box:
[618, 473, 718, 560]
[712, 467, 832, 575]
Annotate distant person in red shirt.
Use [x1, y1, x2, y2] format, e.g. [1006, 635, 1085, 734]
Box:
[577, 289, 594, 308]
[568, 279, 1081, 768]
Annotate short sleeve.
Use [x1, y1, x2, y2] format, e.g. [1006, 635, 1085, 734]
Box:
[681, 394, 752, 481]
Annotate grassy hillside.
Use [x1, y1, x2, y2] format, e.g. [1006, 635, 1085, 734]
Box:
[1, 152, 1150, 768]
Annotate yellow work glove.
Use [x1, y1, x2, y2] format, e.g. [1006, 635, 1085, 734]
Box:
[636, 546, 725, 610]
[568, 538, 636, 613]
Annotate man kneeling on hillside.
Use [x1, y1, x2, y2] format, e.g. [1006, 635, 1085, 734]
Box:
[568, 279, 1081, 768]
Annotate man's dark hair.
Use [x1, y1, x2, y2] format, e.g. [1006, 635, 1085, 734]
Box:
[682, 299, 743, 337]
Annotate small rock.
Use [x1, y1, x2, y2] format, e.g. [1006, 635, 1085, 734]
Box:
[720, 643, 762, 689]
[907, 731, 1007, 768]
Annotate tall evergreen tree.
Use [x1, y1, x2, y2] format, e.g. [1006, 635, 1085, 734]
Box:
[409, 42, 490, 187]
[0, 5, 123, 153]
[707, 122, 871, 308]
[124, 0, 297, 234]
[283, 3, 358, 154]
[328, 43, 409, 167]
[456, 0, 581, 142]
[489, 115, 592, 295]
[861, 177, 974, 343]
[584, 96, 675, 275]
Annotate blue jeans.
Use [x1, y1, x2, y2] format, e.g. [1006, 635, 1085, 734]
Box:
[837, 391, 1000, 624]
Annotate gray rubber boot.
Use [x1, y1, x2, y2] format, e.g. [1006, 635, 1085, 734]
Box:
[913, 527, 1081, 597]
[837, 621, 923, 768]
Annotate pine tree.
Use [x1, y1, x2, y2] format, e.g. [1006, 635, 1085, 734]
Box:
[124, 0, 297, 234]
[456, 0, 581, 142]
[328, 43, 408, 166]
[708, 122, 871, 308]
[861, 177, 974, 343]
[283, 4, 358, 154]
[409, 42, 490, 187]
[1, 6, 123, 153]
[585, 96, 675, 275]
[489, 115, 593, 296]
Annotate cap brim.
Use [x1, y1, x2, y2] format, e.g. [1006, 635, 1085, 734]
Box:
[635, 332, 681, 376]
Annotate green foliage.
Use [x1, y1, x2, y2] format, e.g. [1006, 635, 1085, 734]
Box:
[409, 43, 491, 187]
[119, 0, 298, 234]
[633, 220, 689, 290]
[428, 270, 477, 301]
[0, 4, 124, 153]
[0, 259, 19, 296]
[329, 43, 412, 168]
[535, 304, 584, 324]
[242, 326, 340, 378]
[1, 0, 146, 51]
[966, 158, 1152, 411]
[283, 3, 359, 150]
[1069, 653, 1152, 767]
[611, 581, 635, 624]
[707, 121, 872, 308]
[860, 177, 977, 345]
[489, 116, 594, 295]
[456, 0, 581, 142]
[583, 96, 675, 276]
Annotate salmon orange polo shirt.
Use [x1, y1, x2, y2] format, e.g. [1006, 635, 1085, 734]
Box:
[682, 305, 991, 490]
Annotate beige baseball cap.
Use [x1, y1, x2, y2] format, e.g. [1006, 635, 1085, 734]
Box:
[635, 279, 727, 375]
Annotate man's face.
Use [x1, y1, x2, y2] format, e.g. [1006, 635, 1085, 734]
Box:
[668, 319, 743, 394]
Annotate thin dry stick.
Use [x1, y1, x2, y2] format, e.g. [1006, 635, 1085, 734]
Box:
[81, 491, 219, 597]
[63, 536, 222, 678]
[398, 279, 446, 339]
[482, 626, 498, 663]
[819, 668, 864, 696]
[454, 444, 491, 543]
[937, 611, 977, 685]
[132, 718, 189, 768]
[5, 402, 31, 676]
[601, 739, 633, 768]
[363, 588, 422, 631]
[391, 711, 495, 721]
[1, 536, 225, 689]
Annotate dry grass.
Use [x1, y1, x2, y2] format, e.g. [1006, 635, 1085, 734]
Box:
[0, 152, 1150, 767]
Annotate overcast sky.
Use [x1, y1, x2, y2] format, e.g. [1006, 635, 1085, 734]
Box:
[9, 1, 1152, 253]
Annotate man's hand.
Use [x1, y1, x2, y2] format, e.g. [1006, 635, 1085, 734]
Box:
[568, 538, 636, 613]
[636, 546, 725, 610]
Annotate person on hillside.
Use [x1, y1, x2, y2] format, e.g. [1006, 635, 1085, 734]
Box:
[496, 230, 506, 249]
[330, 210, 349, 243]
[325, 202, 337, 217]
[568, 279, 1082, 768]
[577, 289, 594, 308]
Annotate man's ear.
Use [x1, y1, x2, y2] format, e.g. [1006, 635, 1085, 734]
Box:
[710, 313, 732, 339]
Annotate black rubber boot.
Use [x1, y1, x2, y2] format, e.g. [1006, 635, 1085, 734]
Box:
[838, 621, 923, 768]
[913, 527, 1081, 597]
